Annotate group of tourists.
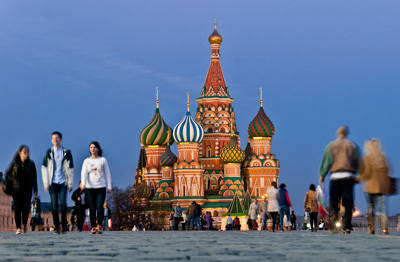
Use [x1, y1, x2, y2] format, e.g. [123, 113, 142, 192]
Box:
[3, 131, 112, 235]
[169, 201, 213, 230]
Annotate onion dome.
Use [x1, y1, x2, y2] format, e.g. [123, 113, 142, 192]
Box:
[173, 93, 204, 143]
[244, 139, 253, 158]
[159, 145, 177, 167]
[208, 23, 223, 44]
[133, 182, 153, 199]
[248, 88, 275, 138]
[140, 108, 174, 146]
[219, 136, 245, 163]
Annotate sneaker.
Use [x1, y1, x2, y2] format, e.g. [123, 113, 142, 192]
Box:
[16, 229, 22, 235]
[343, 229, 351, 234]
[53, 228, 60, 235]
[90, 227, 97, 234]
[22, 225, 27, 234]
[97, 225, 103, 234]
[368, 229, 375, 234]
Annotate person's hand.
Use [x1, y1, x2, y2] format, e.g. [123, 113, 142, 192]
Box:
[44, 185, 48, 192]
[77, 197, 81, 201]
[68, 186, 73, 192]
[34, 192, 37, 198]
[81, 186, 85, 191]
[319, 176, 324, 185]
[107, 188, 112, 193]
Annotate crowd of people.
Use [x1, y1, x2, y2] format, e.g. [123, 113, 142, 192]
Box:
[3, 125, 396, 235]
[3, 131, 112, 235]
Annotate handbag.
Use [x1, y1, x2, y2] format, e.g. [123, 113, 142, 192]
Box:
[388, 177, 398, 195]
[304, 206, 311, 213]
[2, 177, 13, 195]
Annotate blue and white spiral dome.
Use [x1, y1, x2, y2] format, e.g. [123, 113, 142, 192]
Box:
[173, 111, 204, 143]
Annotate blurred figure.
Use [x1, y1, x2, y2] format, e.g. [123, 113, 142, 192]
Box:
[278, 183, 292, 232]
[304, 184, 319, 232]
[319, 125, 362, 234]
[186, 201, 197, 230]
[30, 196, 43, 231]
[71, 181, 87, 232]
[103, 202, 111, 231]
[173, 202, 182, 230]
[290, 210, 297, 230]
[203, 211, 212, 230]
[259, 197, 269, 230]
[5, 145, 38, 234]
[359, 139, 391, 234]
[248, 199, 259, 230]
[181, 212, 187, 230]
[226, 214, 233, 230]
[234, 216, 241, 230]
[267, 181, 279, 232]
[195, 202, 202, 230]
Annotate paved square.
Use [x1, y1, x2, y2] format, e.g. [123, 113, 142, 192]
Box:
[1, 231, 399, 261]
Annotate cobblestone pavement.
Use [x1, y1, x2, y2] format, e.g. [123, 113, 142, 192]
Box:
[1, 230, 399, 261]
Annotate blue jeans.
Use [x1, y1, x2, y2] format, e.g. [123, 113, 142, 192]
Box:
[187, 215, 195, 230]
[49, 183, 68, 230]
[195, 216, 202, 230]
[86, 188, 106, 228]
[365, 193, 388, 230]
[103, 216, 109, 231]
[329, 179, 355, 230]
[279, 205, 290, 230]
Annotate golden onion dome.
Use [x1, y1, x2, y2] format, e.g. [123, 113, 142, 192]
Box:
[208, 23, 223, 44]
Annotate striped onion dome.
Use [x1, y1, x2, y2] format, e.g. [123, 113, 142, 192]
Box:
[140, 108, 174, 146]
[248, 106, 275, 138]
[173, 110, 204, 144]
[133, 182, 153, 199]
[159, 145, 177, 167]
[219, 136, 245, 163]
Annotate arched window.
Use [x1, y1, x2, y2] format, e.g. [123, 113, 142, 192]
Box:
[204, 177, 209, 190]
[206, 147, 211, 158]
[220, 128, 225, 133]
[208, 128, 213, 133]
[211, 177, 217, 185]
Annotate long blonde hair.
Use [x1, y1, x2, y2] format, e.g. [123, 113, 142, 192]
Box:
[364, 139, 387, 169]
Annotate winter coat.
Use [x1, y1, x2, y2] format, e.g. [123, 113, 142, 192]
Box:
[187, 204, 197, 215]
[41, 147, 74, 189]
[258, 201, 269, 220]
[304, 190, 319, 213]
[267, 186, 279, 212]
[248, 203, 259, 220]
[6, 159, 38, 194]
[359, 155, 391, 194]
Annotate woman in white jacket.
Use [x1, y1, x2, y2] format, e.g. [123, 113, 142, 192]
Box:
[267, 181, 280, 232]
[81, 141, 112, 234]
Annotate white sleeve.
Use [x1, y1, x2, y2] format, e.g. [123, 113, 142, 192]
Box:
[103, 158, 112, 190]
[81, 159, 87, 188]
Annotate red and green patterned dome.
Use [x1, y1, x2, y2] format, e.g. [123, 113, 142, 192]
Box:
[219, 136, 245, 163]
[248, 106, 275, 138]
[140, 108, 174, 146]
[159, 145, 177, 167]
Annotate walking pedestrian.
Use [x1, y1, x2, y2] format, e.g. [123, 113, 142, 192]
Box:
[174, 202, 183, 230]
[248, 199, 259, 230]
[41, 131, 74, 234]
[186, 201, 196, 230]
[290, 210, 297, 230]
[234, 216, 241, 230]
[203, 211, 212, 230]
[195, 202, 202, 230]
[267, 181, 279, 232]
[259, 197, 269, 230]
[81, 141, 112, 234]
[5, 145, 38, 234]
[181, 212, 187, 230]
[278, 183, 292, 232]
[319, 125, 362, 234]
[359, 139, 391, 234]
[304, 184, 319, 232]
[103, 202, 111, 231]
[71, 181, 87, 232]
[226, 214, 233, 230]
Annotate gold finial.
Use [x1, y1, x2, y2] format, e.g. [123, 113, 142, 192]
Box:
[260, 87, 263, 108]
[156, 87, 159, 108]
[214, 13, 217, 28]
[187, 92, 190, 112]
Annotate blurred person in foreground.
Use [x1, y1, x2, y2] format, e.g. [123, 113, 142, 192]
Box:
[319, 125, 362, 234]
[359, 139, 391, 234]
[5, 145, 38, 234]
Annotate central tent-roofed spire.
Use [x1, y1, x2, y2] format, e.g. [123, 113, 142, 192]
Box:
[200, 23, 229, 98]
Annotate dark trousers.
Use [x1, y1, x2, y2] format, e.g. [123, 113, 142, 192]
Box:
[329, 178, 355, 230]
[75, 206, 86, 231]
[13, 191, 32, 229]
[49, 183, 68, 230]
[309, 212, 318, 231]
[174, 217, 181, 230]
[187, 215, 195, 230]
[270, 212, 278, 231]
[86, 188, 106, 228]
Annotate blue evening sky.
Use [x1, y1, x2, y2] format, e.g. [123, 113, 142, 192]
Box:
[1, 1, 399, 215]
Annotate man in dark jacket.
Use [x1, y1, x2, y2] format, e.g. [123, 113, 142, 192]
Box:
[186, 201, 197, 230]
[71, 181, 86, 232]
[195, 202, 202, 230]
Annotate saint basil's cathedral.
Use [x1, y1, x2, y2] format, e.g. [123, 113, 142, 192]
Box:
[134, 24, 280, 215]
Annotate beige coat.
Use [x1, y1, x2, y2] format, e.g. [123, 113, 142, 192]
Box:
[359, 155, 390, 194]
[304, 190, 319, 213]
